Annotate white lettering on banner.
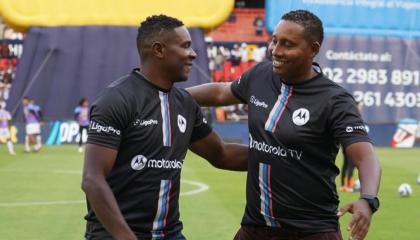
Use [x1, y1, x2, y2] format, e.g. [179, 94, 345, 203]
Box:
[8, 44, 23, 58]
[323, 68, 419, 86]
[249, 134, 303, 160]
[302, 0, 420, 10]
[325, 50, 393, 62]
[60, 122, 79, 142]
[250, 96, 268, 108]
[90, 121, 121, 136]
[352, 91, 420, 108]
[58, 122, 82, 143]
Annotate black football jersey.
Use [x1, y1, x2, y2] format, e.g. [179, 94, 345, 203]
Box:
[231, 61, 370, 232]
[85, 69, 211, 239]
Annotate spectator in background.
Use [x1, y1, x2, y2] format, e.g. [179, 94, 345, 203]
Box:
[74, 98, 89, 153]
[231, 44, 241, 66]
[252, 46, 267, 63]
[239, 43, 248, 63]
[0, 100, 15, 155]
[214, 48, 225, 71]
[22, 97, 43, 152]
[253, 15, 265, 36]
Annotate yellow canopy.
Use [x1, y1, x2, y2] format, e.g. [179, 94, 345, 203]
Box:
[0, 0, 234, 32]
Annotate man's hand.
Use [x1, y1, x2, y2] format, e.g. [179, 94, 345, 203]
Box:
[337, 199, 372, 240]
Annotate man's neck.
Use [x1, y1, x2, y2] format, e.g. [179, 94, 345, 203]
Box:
[138, 65, 173, 91]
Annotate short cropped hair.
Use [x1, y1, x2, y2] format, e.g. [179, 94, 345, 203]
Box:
[281, 10, 324, 45]
[136, 15, 184, 60]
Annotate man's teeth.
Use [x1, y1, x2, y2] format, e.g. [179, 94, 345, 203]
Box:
[273, 60, 286, 66]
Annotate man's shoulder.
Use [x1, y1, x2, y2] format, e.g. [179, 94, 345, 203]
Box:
[100, 73, 139, 98]
[240, 61, 272, 83]
[107, 73, 136, 89]
[92, 75, 137, 109]
[172, 87, 195, 102]
[315, 74, 355, 101]
[250, 61, 272, 74]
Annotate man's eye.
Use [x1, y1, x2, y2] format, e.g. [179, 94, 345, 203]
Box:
[283, 41, 293, 47]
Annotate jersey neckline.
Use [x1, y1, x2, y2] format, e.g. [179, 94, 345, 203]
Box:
[273, 62, 324, 87]
[132, 68, 171, 93]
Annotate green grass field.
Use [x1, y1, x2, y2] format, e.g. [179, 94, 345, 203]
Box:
[0, 145, 419, 239]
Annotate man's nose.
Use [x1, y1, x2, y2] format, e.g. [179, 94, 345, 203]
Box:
[190, 49, 197, 59]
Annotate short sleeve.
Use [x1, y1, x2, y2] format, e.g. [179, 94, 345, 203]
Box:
[87, 89, 132, 149]
[327, 92, 371, 148]
[230, 67, 253, 104]
[190, 101, 212, 143]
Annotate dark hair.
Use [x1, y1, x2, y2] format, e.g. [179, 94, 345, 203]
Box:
[281, 10, 324, 45]
[136, 15, 184, 60]
[79, 98, 87, 106]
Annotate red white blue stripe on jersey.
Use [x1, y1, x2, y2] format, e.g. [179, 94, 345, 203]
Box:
[264, 85, 293, 132]
[259, 163, 279, 227]
[159, 92, 172, 147]
[152, 180, 172, 239]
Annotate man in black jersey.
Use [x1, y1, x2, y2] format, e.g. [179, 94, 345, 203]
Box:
[188, 10, 381, 240]
[81, 15, 248, 240]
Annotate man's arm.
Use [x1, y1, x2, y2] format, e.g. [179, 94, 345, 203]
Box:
[189, 131, 247, 171]
[81, 144, 137, 240]
[186, 82, 241, 106]
[338, 142, 381, 240]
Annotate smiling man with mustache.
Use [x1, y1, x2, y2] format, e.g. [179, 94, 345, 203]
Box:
[187, 10, 381, 240]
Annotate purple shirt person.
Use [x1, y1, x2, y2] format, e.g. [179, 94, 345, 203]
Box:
[75, 98, 89, 152]
[74, 106, 89, 126]
[0, 108, 11, 128]
[22, 97, 43, 152]
[0, 101, 15, 155]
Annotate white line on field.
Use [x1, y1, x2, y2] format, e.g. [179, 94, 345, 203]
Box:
[0, 178, 209, 207]
[0, 200, 85, 207]
[180, 179, 209, 196]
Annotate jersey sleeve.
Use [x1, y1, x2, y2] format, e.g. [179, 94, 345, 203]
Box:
[230, 66, 253, 103]
[190, 100, 212, 143]
[327, 92, 371, 148]
[87, 89, 132, 149]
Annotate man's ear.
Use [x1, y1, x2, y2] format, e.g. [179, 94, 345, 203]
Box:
[152, 42, 165, 59]
[311, 41, 321, 58]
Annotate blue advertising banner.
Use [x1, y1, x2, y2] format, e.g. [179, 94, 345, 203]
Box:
[266, 0, 420, 37]
[316, 36, 420, 124]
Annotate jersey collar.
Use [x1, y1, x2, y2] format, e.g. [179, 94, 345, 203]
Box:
[273, 62, 323, 88]
[132, 68, 171, 93]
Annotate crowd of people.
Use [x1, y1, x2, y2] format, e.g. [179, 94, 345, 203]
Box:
[207, 43, 267, 82]
[0, 19, 23, 102]
[206, 43, 267, 122]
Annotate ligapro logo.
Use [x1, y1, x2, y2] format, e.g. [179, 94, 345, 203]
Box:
[130, 154, 183, 171]
[132, 119, 158, 127]
[90, 121, 121, 135]
[250, 95, 268, 108]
